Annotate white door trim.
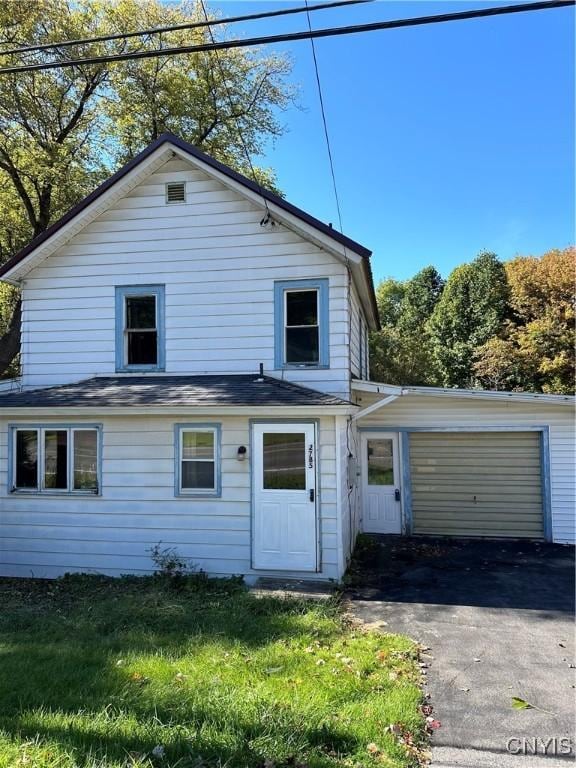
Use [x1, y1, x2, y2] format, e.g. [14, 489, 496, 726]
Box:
[251, 421, 318, 572]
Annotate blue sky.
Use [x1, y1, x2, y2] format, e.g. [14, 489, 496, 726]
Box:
[211, 1, 575, 282]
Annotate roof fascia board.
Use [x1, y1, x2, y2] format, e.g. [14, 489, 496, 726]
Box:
[0, 405, 357, 417]
[351, 380, 574, 405]
[169, 145, 365, 266]
[0, 146, 173, 284]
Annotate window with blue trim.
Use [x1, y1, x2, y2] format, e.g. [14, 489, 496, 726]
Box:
[274, 279, 329, 368]
[10, 425, 101, 495]
[115, 285, 165, 372]
[175, 424, 221, 497]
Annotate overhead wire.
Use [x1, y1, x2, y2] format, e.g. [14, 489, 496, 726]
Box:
[0, 0, 372, 57]
[0, 0, 572, 75]
[197, 0, 271, 222]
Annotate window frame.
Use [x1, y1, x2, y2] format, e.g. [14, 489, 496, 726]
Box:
[274, 279, 329, 369]
[115, 285, 165, 372]
[174, 423, 221, 498]
[9, 423, 102, 496]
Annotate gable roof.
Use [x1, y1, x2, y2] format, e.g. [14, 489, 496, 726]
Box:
[0, 133, 380, 326]
[0, 374, 353, 410]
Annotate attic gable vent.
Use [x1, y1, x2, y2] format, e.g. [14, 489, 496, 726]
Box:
[165, 181, 186, 204]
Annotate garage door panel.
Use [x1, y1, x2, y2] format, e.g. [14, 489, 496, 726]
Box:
[410, 431, 544, 539]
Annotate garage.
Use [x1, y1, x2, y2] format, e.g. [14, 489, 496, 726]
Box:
[409, 431, 544, 538]
[352, 381, 575, 545]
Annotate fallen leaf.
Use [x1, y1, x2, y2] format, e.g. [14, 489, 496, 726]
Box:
[366, 742, 380, 754]
[512, 697, 533, 710]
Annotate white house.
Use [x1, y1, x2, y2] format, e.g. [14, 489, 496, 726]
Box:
[0, 134, 573, 581]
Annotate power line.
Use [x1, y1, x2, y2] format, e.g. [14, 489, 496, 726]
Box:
[0, 0, 372, 58]
[197, 0, 271, 220]
[304, 0, 344, 235]
[0, 0, 572, 75]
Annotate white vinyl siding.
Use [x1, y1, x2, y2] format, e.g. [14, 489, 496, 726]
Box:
[354, 392, 575, 545]
[20, 158, 354, 399]
[410, 431, 543, 538]
[349, 282, 366, 380]
[0, 414, 340, 580]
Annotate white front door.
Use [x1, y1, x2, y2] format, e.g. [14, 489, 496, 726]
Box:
[253, 423, 317, 571]
[361, 432, 402, 534]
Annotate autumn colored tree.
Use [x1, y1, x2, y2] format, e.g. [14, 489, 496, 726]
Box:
[474, 247, 575, 393]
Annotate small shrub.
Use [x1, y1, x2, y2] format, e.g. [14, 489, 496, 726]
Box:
[148, 543, 191, 578]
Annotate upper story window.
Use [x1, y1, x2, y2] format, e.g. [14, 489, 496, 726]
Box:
[274, 279, 329, 369]
[11, 425, 101, 495]
[115, 285, 165, 372]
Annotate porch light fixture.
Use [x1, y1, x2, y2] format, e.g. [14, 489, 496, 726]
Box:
[237, 446, 247, 461]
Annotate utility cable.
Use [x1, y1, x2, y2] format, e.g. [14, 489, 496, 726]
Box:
[0, 0, 372, 57]
[0, 1, 572, 75]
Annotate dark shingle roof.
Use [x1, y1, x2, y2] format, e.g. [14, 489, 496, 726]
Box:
[0, 375, 351, 409]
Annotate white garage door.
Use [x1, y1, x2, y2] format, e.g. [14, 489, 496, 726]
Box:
[410, 432, 544, 538]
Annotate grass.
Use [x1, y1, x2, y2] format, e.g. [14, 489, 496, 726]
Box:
[0, 573, 426, 768]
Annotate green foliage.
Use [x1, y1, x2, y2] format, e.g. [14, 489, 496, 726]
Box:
[370, 267, 444, 385]
[0, 574, 425, 768]
[0, 283, 19, 378]
[427, 252, 509, 387]
[371, 248, 572, 393]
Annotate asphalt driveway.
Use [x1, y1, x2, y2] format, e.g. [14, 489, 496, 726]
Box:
[346, 536, 575, 768]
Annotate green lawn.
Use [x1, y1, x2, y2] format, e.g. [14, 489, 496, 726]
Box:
[0, 574, 427, 768]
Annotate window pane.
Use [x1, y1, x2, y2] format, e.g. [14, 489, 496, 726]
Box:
[126, 296, 156, 329]
[367, 439, 394, 486]
[182, 431, 214, 460]
[74, 430, 98, 491]
[286, 290, 317, 327]
[182, 461, 215, 490]
[127, 330, 158, 365]
[263, 433, 306, 490]
[44, 430, 68, 489]
[286, 327, 319, 364]
[15, 430, 38, 489]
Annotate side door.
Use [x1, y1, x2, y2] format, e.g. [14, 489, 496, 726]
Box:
[361, 432, 402, 534]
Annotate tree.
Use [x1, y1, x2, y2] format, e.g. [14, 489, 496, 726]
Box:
[0, 0, 294, 377]
[474, 247, 575, 393]
[428, 252, 509, 388]
[370, 267, 444, 384]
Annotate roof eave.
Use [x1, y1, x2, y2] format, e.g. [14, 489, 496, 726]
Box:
[0, 404, 357, 417]
[351, 379, 574, 404]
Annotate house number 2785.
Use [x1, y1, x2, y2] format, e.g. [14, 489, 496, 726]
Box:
[308, 444, 314, 469]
